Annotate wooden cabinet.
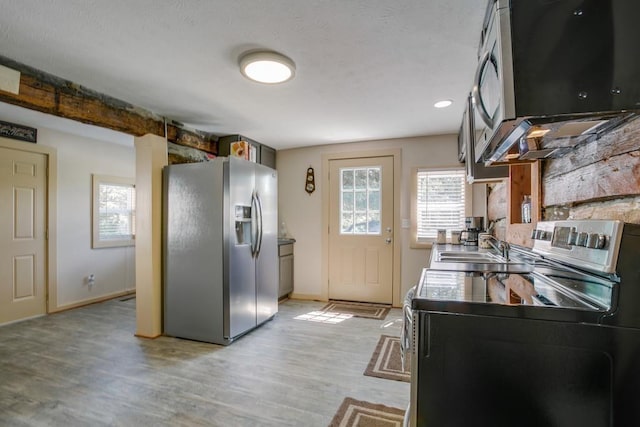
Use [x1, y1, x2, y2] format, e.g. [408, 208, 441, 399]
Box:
[218, 134, 276, 169]
[278, 242, 294, 299]
[506, 162, 541, 247]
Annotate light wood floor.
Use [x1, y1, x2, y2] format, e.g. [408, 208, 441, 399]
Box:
[0, 298, 409, 426]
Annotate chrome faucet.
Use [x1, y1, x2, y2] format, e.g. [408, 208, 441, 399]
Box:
[487, 235, 510, 262]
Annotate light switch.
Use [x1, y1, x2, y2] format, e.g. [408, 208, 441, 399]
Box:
[401, 219, 410, 229]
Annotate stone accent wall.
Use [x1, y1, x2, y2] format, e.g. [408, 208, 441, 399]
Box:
[488, 117, 640, 231]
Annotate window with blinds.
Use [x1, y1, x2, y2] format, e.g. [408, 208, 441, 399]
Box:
[92, 174, 135, 248]
[415, 168, 466, 242]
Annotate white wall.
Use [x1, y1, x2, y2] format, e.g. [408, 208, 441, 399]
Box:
[37, 128, 136, 308]
[277, 134, 487, 303]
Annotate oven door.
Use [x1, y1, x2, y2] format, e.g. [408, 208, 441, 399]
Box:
[472, 0, 515, 163]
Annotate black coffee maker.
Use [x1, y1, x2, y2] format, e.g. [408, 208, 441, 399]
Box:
[461, 216, 484, 246]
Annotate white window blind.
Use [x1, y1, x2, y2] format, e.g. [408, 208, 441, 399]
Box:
[92, 175, 136, 248]
[415, 169, 466, 241]
[98, 183, 135, 240]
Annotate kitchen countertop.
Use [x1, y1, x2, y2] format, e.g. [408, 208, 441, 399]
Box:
[428, 243, 534, 273]
[412, 243, 601, 323]
[278, 238, 296, 245]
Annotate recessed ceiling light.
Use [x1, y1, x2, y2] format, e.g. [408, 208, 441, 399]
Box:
[434, 99, 453, 109]
[239, 51, 296, 84]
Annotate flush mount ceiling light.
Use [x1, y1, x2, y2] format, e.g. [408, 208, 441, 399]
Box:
[434, 99, 453, 108]
[239, 51, 296, 84]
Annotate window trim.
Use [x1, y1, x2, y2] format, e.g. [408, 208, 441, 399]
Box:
[92, 174, 135, 249]
[409, 166, 471, 249]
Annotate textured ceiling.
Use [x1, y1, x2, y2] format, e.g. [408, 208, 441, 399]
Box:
[0, 0, 486, 149]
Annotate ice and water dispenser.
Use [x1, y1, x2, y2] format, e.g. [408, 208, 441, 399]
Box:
[234, 205, 252, 245]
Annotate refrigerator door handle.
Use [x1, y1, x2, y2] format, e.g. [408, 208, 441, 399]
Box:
[250, 192, 259, 257]
[255, 192, 264, 257]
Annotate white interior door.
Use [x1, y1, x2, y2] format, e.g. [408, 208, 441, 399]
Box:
[0, 146, 47, 324]
[328, 156, 394, 304]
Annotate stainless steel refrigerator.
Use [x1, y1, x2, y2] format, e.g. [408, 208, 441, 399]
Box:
[163, 157, 278, 345]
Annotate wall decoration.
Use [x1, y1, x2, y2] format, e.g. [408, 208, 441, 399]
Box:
[305, 167, 316, 194]
[0, 120, 37, 143]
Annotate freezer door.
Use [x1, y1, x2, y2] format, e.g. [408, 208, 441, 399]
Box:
[225, 157, 257, 339]
[255, 163, 279, 324]
[163, 161, 226, 344]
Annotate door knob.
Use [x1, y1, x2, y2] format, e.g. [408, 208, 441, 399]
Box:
[386, 227, 392, 233]
[385, 237, 392, 244]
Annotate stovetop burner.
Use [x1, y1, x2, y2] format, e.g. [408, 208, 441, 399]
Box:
[415, 268, 612, 324]
[414, 220, 640, 328]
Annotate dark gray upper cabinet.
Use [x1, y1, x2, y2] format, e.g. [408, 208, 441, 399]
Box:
[218, 134, 276, 169]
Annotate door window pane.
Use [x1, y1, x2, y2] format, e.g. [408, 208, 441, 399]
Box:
[368, 169, 380, 189]
[342, 170, 354, 190]
[340, 166, 382, 235]
[341, 213, 354, 233]
[368, 191, 380, 211]
[354, 213, 367, 233]
[355, 192, 367, 211]
[355, 170, 367, 189]
[342, 192, 354, 211]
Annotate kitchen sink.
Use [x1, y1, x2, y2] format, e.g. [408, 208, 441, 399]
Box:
[437, 251, 503, 263]
[433, 250, 535, 273]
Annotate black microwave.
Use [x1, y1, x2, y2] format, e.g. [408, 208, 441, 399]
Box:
[472, 0, 640, 165]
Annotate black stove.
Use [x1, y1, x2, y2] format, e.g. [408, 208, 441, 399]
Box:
[414, 267, 613, 324]
[406, 220, 640, 427]
[413, 220, 640, 328]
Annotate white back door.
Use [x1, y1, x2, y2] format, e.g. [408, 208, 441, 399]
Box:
[328, 156, 394, 304]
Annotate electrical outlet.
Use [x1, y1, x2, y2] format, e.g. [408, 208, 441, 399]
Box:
[87, 274, 95, 286]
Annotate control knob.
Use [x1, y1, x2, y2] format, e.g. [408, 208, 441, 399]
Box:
[531, 229, 548, 240]
[576, 232, 589, 247]
[586, 233, 607, 249]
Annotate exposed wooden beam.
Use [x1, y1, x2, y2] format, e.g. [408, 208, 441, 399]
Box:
[0, 55, 164, 137]
[0, 55, 217, 153]
[166, 123, 216, 154]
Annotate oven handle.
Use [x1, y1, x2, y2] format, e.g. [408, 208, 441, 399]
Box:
[400, 304, 412, 371]
[401, 286, 416, 371]
[403, 402, 411, 427]
[472, 49, 495, 129]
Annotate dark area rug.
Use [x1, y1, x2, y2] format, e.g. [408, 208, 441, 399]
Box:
[363, 335, 410, 383]
[320, 301, 390, 320]
[328, 397, 405, 427]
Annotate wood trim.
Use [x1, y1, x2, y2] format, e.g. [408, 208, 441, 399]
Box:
[134, 332, 162, 339]
[506, 162, 540, 247]
[49, 290, 135, 314]
[289, 293, 327, 302]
